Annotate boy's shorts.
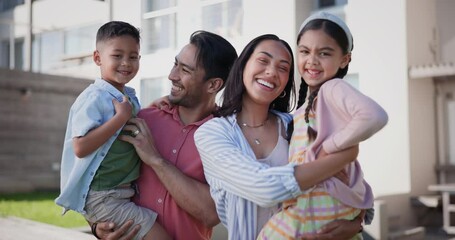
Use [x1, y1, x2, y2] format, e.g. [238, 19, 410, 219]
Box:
[83, 186, 157, 240]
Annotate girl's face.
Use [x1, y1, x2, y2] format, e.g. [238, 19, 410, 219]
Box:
[242, 40, 292, 107]
[297, 29, 350, 91]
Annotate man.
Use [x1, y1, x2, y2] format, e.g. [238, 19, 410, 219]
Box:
[95, 30, 238, 240]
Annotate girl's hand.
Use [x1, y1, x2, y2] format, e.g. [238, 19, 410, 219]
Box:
[148, 95, 172, 109]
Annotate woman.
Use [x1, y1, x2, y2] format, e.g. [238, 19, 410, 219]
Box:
[194, 34, 362, 240]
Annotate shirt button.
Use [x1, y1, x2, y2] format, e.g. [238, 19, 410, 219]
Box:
[172, 149, 177, 154]
[158, 198, 163, 203]
[90, 172, 94, 176]
[182, 129, 187, 133]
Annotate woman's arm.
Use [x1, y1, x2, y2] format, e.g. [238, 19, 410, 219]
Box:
[294, 145, 358, 190]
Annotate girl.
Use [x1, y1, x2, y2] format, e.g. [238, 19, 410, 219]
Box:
[194, 33, 363, 240]
[258, 12, 388, 239]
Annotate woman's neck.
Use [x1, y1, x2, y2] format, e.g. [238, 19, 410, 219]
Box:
[238, 98, 270, 127]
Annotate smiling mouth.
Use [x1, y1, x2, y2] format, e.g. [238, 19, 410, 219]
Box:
[305, 69, 321, 78]
[171, 84, 183, 92]
[257, 79, 275, 89]
[118, 70, 131, 76]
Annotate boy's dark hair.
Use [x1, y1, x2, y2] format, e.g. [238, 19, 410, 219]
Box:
[96, 21, 141, 44]
[217, 34, 296, 117]
[189, 30, 238, 90]
[291, 18, 354, 141]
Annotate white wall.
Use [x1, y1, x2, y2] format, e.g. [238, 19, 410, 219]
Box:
[347, 0, 411, 197]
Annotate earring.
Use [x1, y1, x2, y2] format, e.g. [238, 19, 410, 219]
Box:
[279, 91, 287, 98]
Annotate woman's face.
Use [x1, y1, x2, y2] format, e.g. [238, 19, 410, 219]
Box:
[242, 40, 292, 107]
[297, 29, 350, 91]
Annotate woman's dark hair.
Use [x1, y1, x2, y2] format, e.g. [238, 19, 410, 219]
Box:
[289, 18, 354, 141]
[217, 34, 296, 117]
[189, 30, 238, 90]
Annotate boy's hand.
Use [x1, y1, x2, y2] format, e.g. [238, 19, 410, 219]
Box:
[113, 95, 133, 122]
[147, 95, 172, 109]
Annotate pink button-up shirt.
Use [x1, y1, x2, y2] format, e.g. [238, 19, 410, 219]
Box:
[133, 106, 213, 240]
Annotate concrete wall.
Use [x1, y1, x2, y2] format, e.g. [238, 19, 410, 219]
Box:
[0, 68, 92, 193]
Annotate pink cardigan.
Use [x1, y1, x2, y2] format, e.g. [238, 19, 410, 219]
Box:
[306, 78, 388, 209]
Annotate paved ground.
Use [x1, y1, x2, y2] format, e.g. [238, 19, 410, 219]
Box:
[0, 216, 93, 240]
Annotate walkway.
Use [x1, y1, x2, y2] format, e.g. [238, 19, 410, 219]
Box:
[0, 216, 93, 240]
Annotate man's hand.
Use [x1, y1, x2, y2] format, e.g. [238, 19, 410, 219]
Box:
[95, 220, 140, 240]
[120, 118, 163, 168]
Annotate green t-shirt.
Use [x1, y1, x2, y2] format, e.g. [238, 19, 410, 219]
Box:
[90, 94, 140, 191]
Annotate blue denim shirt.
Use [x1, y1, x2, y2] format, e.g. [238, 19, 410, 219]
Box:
[55, 78, 140, 214]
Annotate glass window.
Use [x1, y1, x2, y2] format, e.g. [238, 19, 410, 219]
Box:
[313, 0, 347, 9]
[0, 41, 9, 68]
[64, 25, 97, 56]
[141, 77, 169, 106]
[14, 38, 23, 70]
[38, 31, 64, 72]
[0, 0, 24, 12]
[202, 0, 243, 38]
[144, 0, 176, 12]
[143, 14, 176, 53]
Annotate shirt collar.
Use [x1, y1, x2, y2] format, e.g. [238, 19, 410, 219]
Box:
[161, 105, 214, 127]
[94, 78, 134, 101]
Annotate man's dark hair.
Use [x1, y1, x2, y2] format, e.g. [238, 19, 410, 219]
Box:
[189, 30, 238, 90]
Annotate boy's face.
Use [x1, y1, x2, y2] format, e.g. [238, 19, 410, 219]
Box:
[93, 35, 140, 91]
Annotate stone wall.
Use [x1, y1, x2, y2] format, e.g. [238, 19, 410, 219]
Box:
[0, 68, 92, 193]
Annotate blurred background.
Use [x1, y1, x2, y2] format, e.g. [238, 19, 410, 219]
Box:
[1, 0, 455, 239]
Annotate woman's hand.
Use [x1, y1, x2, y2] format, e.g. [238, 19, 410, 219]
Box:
[94, 220, 140, 240]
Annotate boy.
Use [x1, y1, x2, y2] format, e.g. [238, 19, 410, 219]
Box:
[55, 21, 170, 240]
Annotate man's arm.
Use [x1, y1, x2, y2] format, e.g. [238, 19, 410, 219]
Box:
[120, 118, 219, 227]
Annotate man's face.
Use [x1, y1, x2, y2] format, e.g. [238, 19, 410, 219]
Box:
[168, 43, 209, 108]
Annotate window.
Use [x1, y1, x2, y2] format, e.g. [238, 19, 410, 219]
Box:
[64, 25, 97, 57]
[0, 38, 25, 70]
[201, 0, 243, 38]
[141, 77, 169, 106]
[0, 41, 10, 68]
[142, 14, 176, 53]
[144, 0, 176, 12]
[0, 0, 24, 12]
[313, 0, 347, 10]
[33, 31, 63, 72]
[13, 38, 23, 70]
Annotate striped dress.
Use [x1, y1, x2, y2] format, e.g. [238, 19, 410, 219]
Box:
[258, 102, 362, 240]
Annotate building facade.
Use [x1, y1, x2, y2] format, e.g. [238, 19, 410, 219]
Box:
[2, 0, 455, 237]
